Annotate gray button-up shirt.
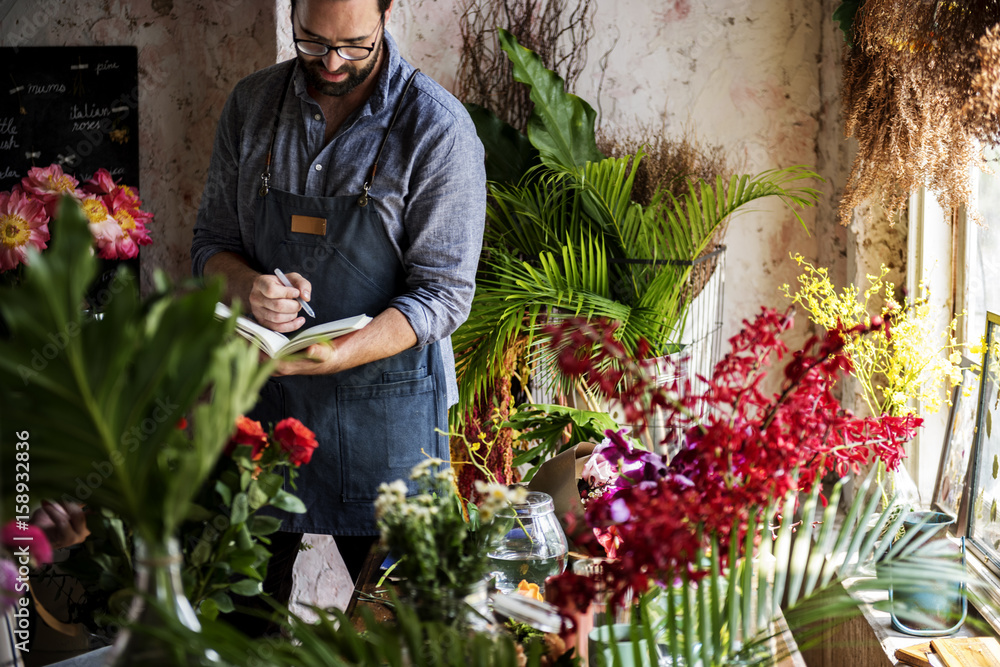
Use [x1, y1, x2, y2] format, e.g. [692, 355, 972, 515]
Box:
[192, 33, 486, 404]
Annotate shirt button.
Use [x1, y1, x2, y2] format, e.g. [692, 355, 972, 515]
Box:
[315, 164, 323, 171]
[313, 113, 322, 121]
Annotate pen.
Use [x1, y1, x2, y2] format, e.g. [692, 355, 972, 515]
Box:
[273, 268, 316, 318]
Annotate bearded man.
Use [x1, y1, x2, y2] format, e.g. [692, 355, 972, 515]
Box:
[191, 0, 485, 633]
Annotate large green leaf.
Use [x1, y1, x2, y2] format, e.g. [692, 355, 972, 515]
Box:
[464, 102, 539, 185]
[504, 403, 620, 481]
[0, 198, 272, 542]
[497, 28, 603, 169]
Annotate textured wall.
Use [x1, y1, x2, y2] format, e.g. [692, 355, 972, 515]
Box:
[393, 0, 832, 349]
[1, 0, 277, 288]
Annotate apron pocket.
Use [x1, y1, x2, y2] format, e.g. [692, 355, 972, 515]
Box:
[336, 373, 444, 502]
[266, 240, 393, 301]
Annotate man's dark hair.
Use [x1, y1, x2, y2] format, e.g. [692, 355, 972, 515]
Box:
[290, 0, 392, 21]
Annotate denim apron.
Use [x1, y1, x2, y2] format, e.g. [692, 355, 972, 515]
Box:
[249, 68, 449, 536]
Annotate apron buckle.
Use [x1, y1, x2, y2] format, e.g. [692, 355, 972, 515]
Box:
[259, 170, 270, 197]
[357, 182, 371, 208]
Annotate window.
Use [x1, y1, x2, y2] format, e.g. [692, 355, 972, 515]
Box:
[906, 188, 954, 500]
[963, 147, 1000, 343]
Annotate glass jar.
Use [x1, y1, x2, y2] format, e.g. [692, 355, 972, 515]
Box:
[486, 491, 568, 595]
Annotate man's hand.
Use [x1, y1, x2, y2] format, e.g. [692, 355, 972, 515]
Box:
[272, 308, 417, 377]
[273, 338, 345, 376]
[249, 272, 313, 333]
[31, 500, 90, 550]
[203, 253, 313, 333]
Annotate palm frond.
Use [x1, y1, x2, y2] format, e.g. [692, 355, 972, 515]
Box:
[451, 237, 631, 416]
[650, 166, 822, 264]
[454, 160, 821, 423]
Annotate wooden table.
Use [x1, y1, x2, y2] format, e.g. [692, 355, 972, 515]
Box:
[344, 545, 393, 630]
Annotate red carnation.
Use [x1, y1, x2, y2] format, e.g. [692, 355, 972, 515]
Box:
[225, 416, 269, 459]
[274, 417, 318, 466]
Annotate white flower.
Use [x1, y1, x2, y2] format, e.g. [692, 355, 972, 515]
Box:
[374, 479, 409, 521]
[410, 457, 445, 480]
[581, 451, 616, 487]
[474, 481, 528, 524]
[413, 493, 435, 507]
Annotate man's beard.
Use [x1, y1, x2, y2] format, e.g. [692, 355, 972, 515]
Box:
[300, 39, 381, 97]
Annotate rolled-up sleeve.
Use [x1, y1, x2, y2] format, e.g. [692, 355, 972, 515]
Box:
[191, 91, 246, 277]
[389, 109, 486, 347]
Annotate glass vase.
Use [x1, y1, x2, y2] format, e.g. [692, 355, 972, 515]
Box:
[104, 536, 205, 666]
[397, 577, 492, 629]
[486, 491, 568, 595]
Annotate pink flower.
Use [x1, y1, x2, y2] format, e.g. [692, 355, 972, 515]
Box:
[21, 164, 82, 217]
[0, 186, 50, 272]
[80, 168, 119, 198]
[581, 445, 615, 488]
[82, 171, 153, 254]
[1, 521, 53, 565]
[79, 195, 139, 260]
[594, 525, 624, 559]
[103, 190, 152, 249]
[0, 559, 19, 611]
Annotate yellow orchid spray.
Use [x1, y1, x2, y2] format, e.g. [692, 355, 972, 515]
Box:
[781, 254, 966, 418]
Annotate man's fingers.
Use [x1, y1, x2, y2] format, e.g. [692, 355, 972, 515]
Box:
[259, 315, 306, 333]
[285, 273, 312, 302]
[256, 274, 299, 300]
[249, 274, 308, 332]
[63, 502, 88, 534]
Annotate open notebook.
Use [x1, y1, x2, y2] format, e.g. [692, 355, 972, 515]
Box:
[214, 302, 371, 357]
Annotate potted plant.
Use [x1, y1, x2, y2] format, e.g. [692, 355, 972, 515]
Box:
[451, 31, 822, 489]
[100, 309, 979, 666]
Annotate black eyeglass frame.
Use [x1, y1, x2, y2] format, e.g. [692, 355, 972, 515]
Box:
[293, 12, 385, 61]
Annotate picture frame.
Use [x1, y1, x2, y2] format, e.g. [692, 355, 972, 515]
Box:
[964, 312, 1000, 573]
[931, 357, 980, 534]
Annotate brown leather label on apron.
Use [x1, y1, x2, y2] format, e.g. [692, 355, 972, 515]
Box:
[290, 214, 327, 235]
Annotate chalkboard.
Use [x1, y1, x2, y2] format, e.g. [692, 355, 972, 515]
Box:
[0, 45, 139, 193]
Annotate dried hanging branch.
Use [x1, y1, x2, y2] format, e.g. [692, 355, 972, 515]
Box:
[967, 25, 1000, 122]
[456, 0, 595, 132]
[840, 0, 1000, 225]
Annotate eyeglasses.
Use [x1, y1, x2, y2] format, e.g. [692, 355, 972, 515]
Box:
[293, 13, 384, 61]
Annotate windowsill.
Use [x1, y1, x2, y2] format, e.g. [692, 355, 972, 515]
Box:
[846, 582, 982, 666]
[839, 535, 1000, 666]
